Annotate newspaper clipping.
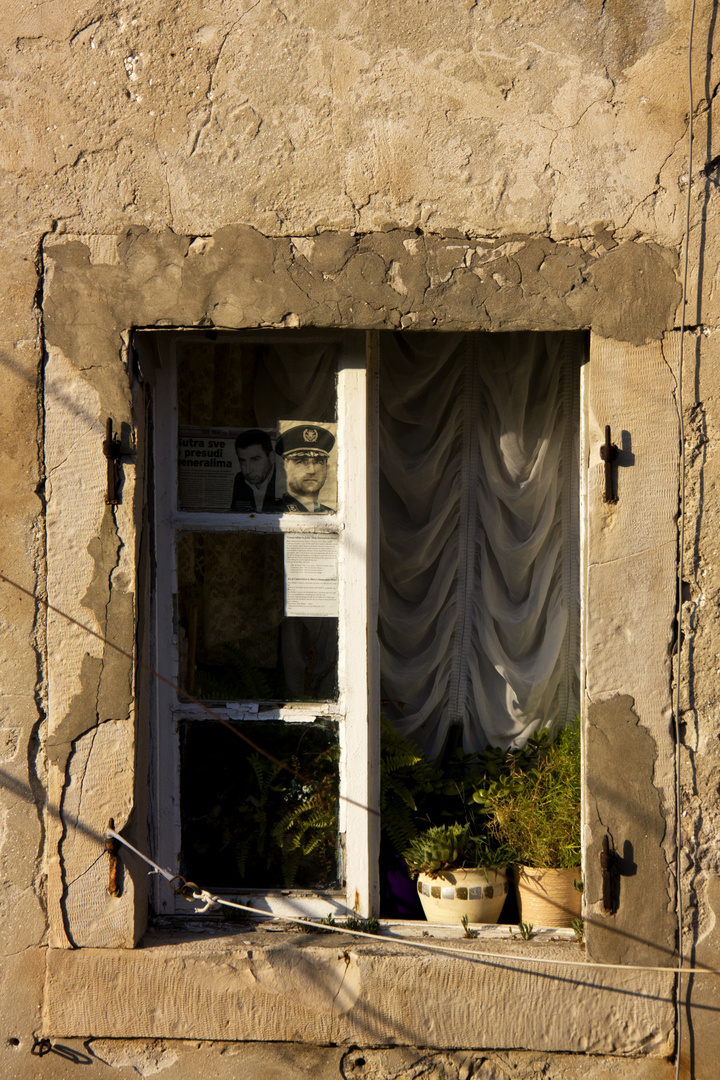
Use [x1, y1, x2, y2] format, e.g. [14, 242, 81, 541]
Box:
[178, 422, 337, 513]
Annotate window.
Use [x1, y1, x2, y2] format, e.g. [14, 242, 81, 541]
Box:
[40, 233, 677, 1047]
[151, 331, 376, 917]
[377, 331, 581, 759]
[148, 328, 582, 921]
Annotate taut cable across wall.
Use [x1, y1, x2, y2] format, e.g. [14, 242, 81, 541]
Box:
[0, 565, 709, 986]
[105, 824, 718, 978]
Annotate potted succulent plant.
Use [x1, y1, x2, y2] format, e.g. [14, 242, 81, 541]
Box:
[403, 823, 512, 925]
[473, 718, 582, 928]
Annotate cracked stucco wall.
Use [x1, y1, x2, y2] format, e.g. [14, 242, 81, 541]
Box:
[2, 0, 717, 268]
[42, 225, 684, 344]
[0, 0, 719, 1077]
[42, 340, 141, 952]
[673, 327, 720, 1080]
[2, 1040, 680, 1079]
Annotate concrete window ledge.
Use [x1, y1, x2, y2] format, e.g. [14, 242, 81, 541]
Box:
[44, 927, 674, 1055]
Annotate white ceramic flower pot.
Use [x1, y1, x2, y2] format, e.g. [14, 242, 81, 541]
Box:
[514, 865, 582, 928]
[417, 867, 508, 925]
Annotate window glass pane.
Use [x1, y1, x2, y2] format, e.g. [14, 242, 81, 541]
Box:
[177, 532, 339, 702]
[180, 719, 340, 890]
[176, 340, 338, 513]
[378, 331, 581, 759]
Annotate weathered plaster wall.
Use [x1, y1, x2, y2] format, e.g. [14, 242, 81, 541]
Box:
[582, 335, 681, 970]
[43, 338, 141, 951]
[1, 0, 714, 251]
[0, 0, 719, 1077]
[45, 226, 683, 342]
[675, 328, 720, 1080]
[0, 242, 50, 1069]
[1, 1039, 678, 1080]
[43, 932, 674, 1051]
[2, 0, 717, 325]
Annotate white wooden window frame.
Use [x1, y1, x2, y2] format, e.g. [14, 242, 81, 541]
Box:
[151, 331, 378, 918]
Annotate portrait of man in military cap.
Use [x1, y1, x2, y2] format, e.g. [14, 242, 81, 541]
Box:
[275, 422, 337, 513]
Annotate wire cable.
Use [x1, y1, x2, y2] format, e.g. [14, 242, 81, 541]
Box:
[4, 565, 714, 983]
[106, 827, 719, 978]
[0, 569, 377, 819]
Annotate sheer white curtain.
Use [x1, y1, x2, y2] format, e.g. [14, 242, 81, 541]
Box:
[379, 332, 581, 759]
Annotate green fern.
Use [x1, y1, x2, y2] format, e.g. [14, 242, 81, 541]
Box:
[271, 745, 339, 886]
[380, 718, 442, 855]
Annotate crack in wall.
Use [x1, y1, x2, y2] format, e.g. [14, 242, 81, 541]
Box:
[64, 850, 105, 890]
[26, 231, 51, 938]
[587, 538, 677, 571]
[659, 331, 683, 779]
[72, 725, 99, 846]
[56, 756, 74, 946]
[45, 426, 96, 476]
[188, 3, 263, 158]
[50, 483, 129, 944]
[96, 507, 125, 719]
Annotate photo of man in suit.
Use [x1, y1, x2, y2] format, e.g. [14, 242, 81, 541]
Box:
[230, 429, 281, 512]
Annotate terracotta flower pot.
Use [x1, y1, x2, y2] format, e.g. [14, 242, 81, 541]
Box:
[514, 865, 582, 928]
[417, 867, 508, 925]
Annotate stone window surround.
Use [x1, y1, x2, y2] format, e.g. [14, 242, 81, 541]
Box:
[40, 225, 681, 1052]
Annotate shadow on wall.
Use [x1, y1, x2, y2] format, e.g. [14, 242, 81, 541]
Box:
[0, 759, 719, 1007]
[0, 336, 99, 430]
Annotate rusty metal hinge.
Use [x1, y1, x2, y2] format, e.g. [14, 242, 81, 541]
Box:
[105, 817, 121, 896]
[600, 833, 615, 914]
[102, 417, 123, 505]
[600, 425, 618, 504]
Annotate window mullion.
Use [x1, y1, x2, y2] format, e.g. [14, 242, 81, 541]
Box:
[366, 331, 381, 917]
[337, 338, 374, 916]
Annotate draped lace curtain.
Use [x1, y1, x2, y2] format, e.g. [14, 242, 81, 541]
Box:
[379, 332, 581, 759]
